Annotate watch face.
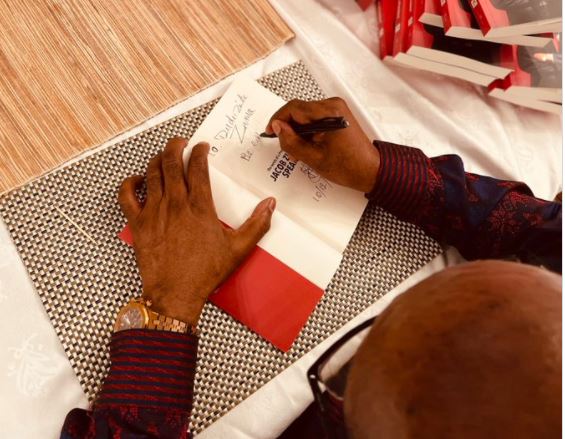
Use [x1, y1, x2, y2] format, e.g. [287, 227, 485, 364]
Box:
[115, 305, 145, 331]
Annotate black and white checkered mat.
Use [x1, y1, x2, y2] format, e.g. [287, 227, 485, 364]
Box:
[0, 61, 441, 433]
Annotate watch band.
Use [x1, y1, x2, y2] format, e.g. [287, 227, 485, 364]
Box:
[141, 297, 199, 336]
[147, 310, 190, 333]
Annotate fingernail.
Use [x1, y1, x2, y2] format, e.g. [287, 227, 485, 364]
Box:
[267, 197, 276, 212]
[272, 120, 281, 136]
[254, 197, 273, 216]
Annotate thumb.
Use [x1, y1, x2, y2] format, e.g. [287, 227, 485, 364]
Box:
[272, 120, 317, 163]
[232, 197, 276, 259]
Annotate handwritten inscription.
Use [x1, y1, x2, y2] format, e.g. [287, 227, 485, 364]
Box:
[213, 94, 257, 149]
[209, 144, 220, 158]
[214, 94, 247, 141]
[300, 164, 333, 202]
[240, 131, 261, 162]
[238, 109, 255, 143]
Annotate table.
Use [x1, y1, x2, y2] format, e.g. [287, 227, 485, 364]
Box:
[0, 0, 561, 437]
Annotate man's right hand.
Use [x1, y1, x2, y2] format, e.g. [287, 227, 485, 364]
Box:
[264, 97, 380, 193]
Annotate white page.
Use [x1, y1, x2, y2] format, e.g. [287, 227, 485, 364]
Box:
[183, 76, 368, 254]
[208, 166, 341, 289]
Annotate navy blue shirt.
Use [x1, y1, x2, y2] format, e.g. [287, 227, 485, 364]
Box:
[370, 141, 561, 273]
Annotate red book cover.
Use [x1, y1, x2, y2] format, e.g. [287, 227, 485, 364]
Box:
[426, 0, 441, 15]
[494, 36, 562, 90]
[356, 0, 375, 11]
[118, 224, 324, 352]
[418, 0, 444, 28]
[421, 0, 442, 24]
[442, 0, 475, 31]
[438, 0, 553, 46]
[393, 0, 412, 55]
[469, 0, 561, 36]
[377, 0, 399, 57]
[411, 0, 435, 48]
[412, 0, 503, 63]
[488, 34, 561, 114]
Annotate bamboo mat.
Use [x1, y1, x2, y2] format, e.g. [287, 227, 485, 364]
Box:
[0, 0, 293, 194]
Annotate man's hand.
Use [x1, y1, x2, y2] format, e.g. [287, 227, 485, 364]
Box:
[118, 137, 276, 326]
[265, 98, 380, 193]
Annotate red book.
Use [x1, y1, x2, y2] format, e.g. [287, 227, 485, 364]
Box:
[468, 0, 561, 38]
[488, 82, 562, 114]
[377, 0, 399, 58]
[391, 0, 495, 85]
[397, 0, 512, 82]
[488, 35, 562, 110]
[419, 0, 444, 28]
[393, 0, 413, 55]
[118, 224, 324, 352]
[438, 0, 552, 46]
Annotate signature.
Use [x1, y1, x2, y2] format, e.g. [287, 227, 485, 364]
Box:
[300, 164, 333, 202]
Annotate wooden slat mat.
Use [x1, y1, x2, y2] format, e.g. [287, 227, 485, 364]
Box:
[0, 0, 293, 194]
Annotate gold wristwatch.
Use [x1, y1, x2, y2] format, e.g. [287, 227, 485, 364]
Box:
[114, 297, 196, 334]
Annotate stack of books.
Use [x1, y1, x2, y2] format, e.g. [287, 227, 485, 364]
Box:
[369, 0, 562, 114]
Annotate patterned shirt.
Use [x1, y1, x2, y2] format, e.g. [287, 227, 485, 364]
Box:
[61, 141, 562, 438]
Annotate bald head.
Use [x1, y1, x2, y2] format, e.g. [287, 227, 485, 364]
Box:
[344, 261, 561, 439]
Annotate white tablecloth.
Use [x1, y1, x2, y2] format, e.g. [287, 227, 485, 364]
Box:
[0, 1, 561, 437]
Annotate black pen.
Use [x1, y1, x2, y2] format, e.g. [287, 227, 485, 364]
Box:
[259, 116, 349, 138]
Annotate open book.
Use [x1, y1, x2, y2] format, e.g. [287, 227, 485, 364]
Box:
[121, 76, 367, 350]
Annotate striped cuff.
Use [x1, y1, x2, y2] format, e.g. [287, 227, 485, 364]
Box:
[367, 140, 430, 219]
[96, 329, 198, 412]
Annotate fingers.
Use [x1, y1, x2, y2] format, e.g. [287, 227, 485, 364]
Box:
[265, 99, 317, 134]
[186, 142, 214, 210]
[145, 153, 163, 208]
[161, 137, 188, 202]
[273, 120, 322, 165]
[265, 98, 345, 134]
[232, 197, 276, 258]
[118, 175, 144, 221]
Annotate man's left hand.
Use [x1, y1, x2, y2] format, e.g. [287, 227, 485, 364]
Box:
[118, 137, 276, 326]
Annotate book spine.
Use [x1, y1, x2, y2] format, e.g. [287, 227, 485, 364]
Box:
[468, 0, 491, 35]
[408, 0, 417, 45]
[439, 0, 452, 32]
[377, 0, 387, 58]
[393, 0, 404, 55]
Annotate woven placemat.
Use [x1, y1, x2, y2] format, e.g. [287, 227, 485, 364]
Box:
[0, 0, 293, 194]
[0, 61, 441, 434]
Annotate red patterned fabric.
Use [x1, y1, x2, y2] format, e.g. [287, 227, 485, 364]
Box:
[61, 329, 196, 439]
[369, 141, 561, 273]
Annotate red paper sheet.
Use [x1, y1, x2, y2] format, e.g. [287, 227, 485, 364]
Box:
[119, 224, 324, 351]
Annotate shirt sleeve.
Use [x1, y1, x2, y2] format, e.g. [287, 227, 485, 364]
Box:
[60, 328, 198, 439]
[368, 140, 562, 273]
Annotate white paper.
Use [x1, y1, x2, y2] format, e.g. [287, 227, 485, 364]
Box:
[183, 75, 367, 288]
